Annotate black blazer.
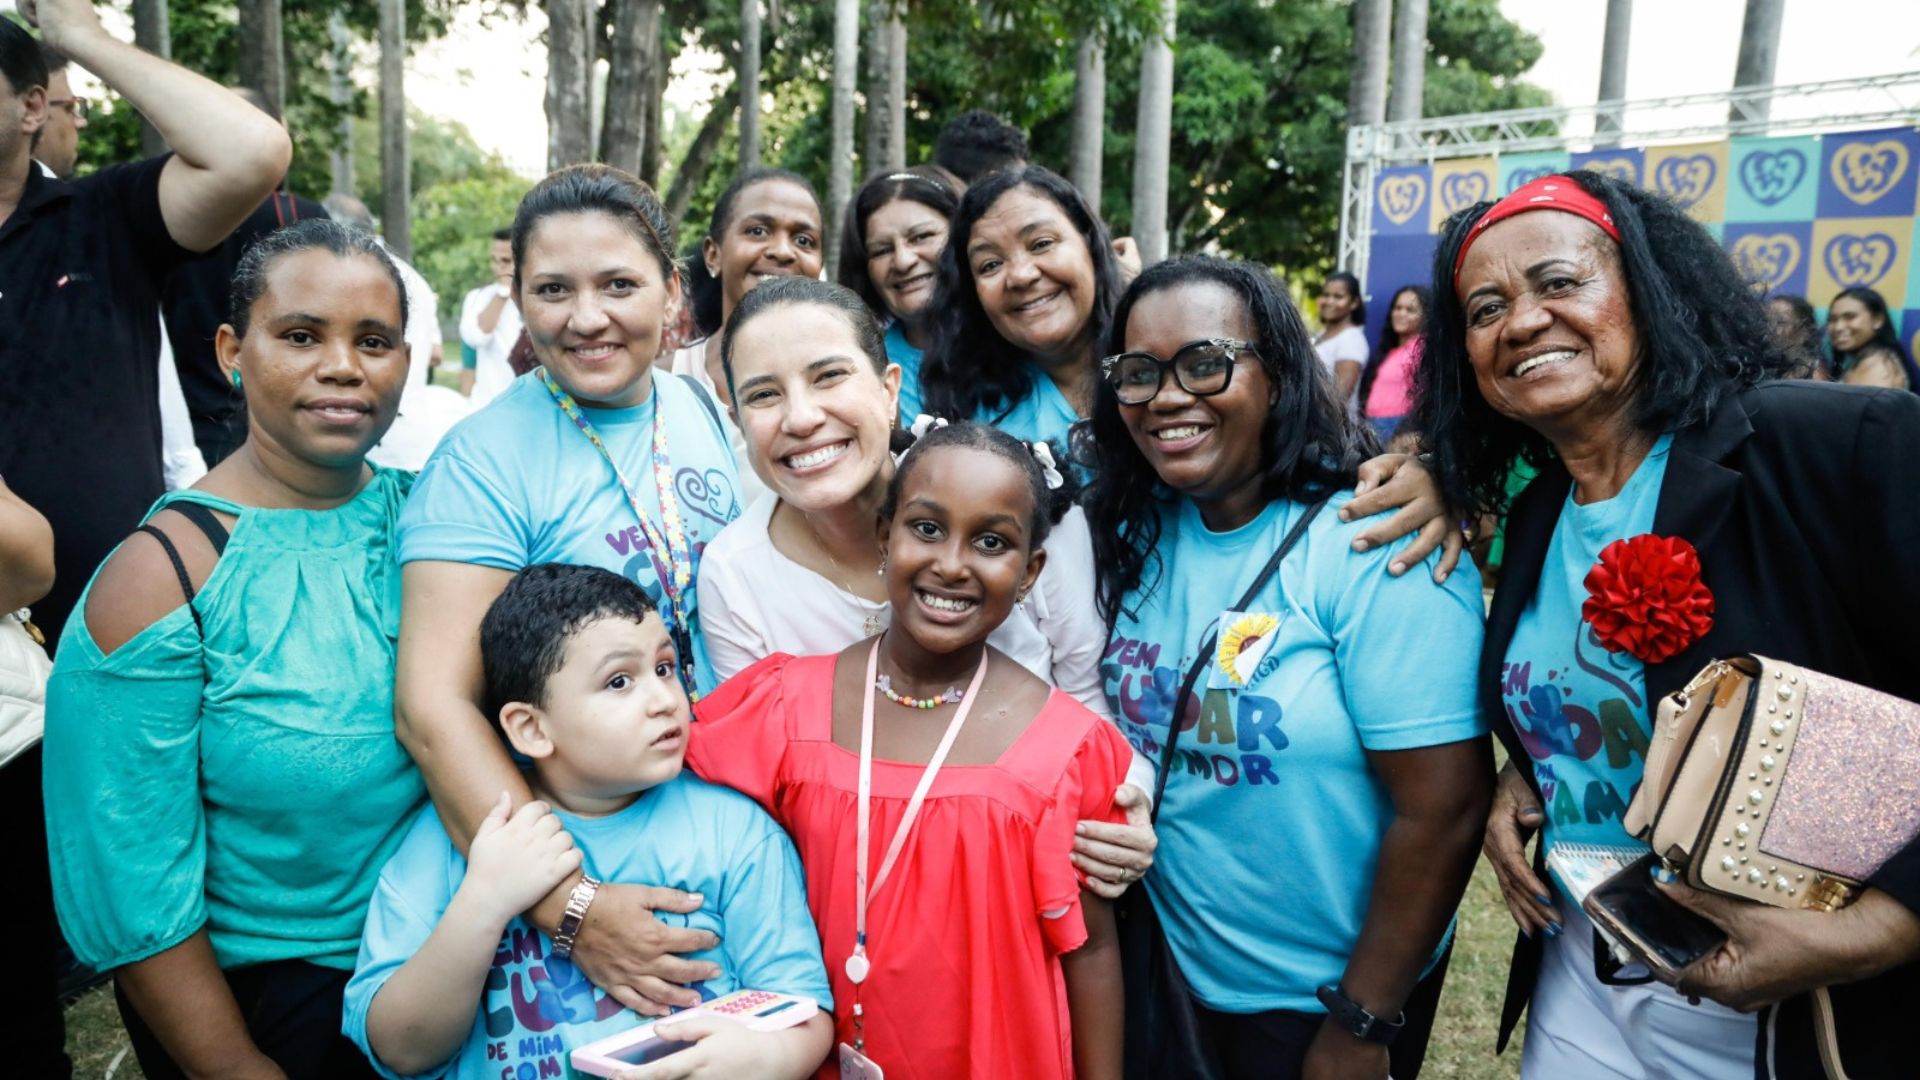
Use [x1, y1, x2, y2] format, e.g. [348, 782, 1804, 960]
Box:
[1483, 381, 1920, 1079]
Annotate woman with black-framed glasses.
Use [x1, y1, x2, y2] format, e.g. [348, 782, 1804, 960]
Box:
[1084, 256, 1493, 1080]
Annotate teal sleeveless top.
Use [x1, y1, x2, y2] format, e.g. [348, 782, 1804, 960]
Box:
[44, 468, 425, 971]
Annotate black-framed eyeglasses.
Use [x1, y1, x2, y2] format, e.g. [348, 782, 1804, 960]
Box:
[1099, 338, 1257, 405]
[47, 96, 90, 120]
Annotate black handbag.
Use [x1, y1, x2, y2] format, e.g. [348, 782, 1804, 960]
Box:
[1119, 498, 1328, 1080]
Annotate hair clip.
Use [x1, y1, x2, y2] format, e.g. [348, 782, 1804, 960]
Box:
[909, 414, 950, 441]
[886, 171, 947, 191]
[1031, 442, 1064, 490]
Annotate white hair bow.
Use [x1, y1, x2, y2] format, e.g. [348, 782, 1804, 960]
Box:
[908, 414, 949, 441]
[1031, 442, 1064, 490]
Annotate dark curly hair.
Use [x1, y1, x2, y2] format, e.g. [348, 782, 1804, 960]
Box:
[920, 166, 1124, 425]
[1408, 169, 1793, 518]
[479, 563, 660, 726]
[882, 420, 1078, 552]
[1086, 256, 1377, 627]
[835, 169, 960, 318]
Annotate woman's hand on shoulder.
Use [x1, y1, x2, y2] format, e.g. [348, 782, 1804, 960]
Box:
[1483, 760, 1561, 939]
[1073, 783, 1156, 900]
[1342, 452, 1466, 583]
[571, 882, 726, 1016]
[83, 509, 220, 655]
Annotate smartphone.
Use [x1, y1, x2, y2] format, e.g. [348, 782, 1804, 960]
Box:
[570, 989, 821, 1077]
[1582, 853, 1727, 983]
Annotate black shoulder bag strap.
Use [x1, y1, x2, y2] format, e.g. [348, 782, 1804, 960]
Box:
[1147, 496, 1329, 821]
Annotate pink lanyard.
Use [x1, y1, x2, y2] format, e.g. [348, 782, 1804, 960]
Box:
[845, 638, 991, 988]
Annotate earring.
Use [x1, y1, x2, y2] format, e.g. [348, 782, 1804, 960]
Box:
[229, 370, 242, 389]
[877, 556, 888, 576]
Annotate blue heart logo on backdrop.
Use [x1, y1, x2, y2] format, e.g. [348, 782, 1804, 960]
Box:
[1378, 174, 1427, 225]
[1439, 172, 1490, 213]
[1583, 157, 1639, 185]
[1729, 234, 1802, 291]
[1653, 155, 1717, 208]
[1823, 232, 1897, 288]
[1831, 141, 1910, 205]
[1738, 149, 1806, 205]
[1506, 166, 1558, 193]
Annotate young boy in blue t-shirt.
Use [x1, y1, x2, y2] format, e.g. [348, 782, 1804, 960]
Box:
[344, 564, 831, 1080]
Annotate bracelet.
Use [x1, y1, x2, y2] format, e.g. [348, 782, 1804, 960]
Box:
[551, 875, 602, 958]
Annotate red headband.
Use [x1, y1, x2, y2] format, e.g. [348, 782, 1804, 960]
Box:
[1452, 175, 1622, 277]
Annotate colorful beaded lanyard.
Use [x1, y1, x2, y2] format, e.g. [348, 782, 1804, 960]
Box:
[536, 367, 700, 694]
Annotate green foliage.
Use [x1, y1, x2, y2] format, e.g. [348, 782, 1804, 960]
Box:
[409, 173, 531, 314]
[350, 108, 523, 204]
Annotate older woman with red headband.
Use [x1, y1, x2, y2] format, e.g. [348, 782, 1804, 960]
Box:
[1413, 172, 1920, 1079]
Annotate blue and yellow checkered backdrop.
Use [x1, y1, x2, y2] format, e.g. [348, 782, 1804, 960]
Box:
[1360, 126, 1920, 358]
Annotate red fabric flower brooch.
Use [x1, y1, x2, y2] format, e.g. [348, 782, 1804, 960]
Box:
[1580, 534, 1715, 664]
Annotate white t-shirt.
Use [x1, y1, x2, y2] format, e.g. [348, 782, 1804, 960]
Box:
[458, 283, 523, 408]
[1314, 325, 1369, 407]
[669, 338, 767, 509]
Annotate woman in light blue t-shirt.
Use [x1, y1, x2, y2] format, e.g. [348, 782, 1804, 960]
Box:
[394, 165, 746, 1024]
[1084, 256, 1492, 1080]
[834, 167, 959, 423]
[920, 166, 1125, 450]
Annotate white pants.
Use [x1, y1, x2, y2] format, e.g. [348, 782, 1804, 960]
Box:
[1521, 907, 1756, 1080]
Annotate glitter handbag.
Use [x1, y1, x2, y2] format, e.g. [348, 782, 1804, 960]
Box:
[1625, 655, 1920, 912]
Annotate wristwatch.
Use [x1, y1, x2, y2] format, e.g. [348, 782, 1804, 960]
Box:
[1316, 984, 1405, 1045]
[551, 875, 602, 958]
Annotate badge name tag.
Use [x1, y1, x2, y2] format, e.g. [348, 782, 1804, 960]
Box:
[839, 1042, 885, 1079]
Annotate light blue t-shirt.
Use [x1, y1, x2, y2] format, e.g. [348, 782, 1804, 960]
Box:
[885, 322, 925, 423]
[399, 372, 741, 694]
[976, 367, 1080, 451]
[1503, 434, 1674, 855]
[343, 774, 830, 1080]
[1104, 491, 1487, 1013]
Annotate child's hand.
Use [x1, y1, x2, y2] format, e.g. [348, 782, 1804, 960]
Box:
[460, 792, 582, 924]
[613, 1015, 775, 1080]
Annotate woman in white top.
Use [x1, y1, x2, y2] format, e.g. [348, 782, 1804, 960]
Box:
[1313, 270, 1369, 407]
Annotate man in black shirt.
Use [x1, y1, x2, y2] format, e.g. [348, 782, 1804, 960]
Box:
[162, 86, 329, 466]
[0, 1, 289, 651]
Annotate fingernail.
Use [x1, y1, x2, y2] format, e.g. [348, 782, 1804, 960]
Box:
[1544, 922, 1562, 938]
[1389, 561, 1406, 574]
[1520, 926, 1532, 940]
[688, 892, 703, 904]
[1651, 864, 1677, 885]
[1535, 894, 1553, 905]
[1338, 509, 1353, 521]
[1436, 570, 1449, 582]
[1353, 539, 1370, 552]
[1076, 823, 1087, 835]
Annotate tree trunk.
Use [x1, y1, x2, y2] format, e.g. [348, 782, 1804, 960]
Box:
[1596, 0, 1631, 141]
[665, 83, 740, 231]
[1346, 0, 1389, 130]
[1131, 0, 1175, 266]
[236, 0, 285, 120]
[1069, 30, 1104, 210]
[863, 0, 888, 172]
[328, 10, 354, 197]
[130, 0, 169, 156]
[883, 11, 905, 171]
[601, 0, 660, 175]
[378, 0, 409, 257]
[739, 0, 762, 170]
[1387, 0, 1426, 123]
[640, 39, 666, 185]
[827, 0, 859, 270]
[1730, 0, 1783, 123]
[544, 0, 593, 170]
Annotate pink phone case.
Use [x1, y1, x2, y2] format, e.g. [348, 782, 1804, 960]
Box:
[570, 989, 821, 1077]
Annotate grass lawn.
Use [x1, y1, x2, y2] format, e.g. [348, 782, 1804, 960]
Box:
[63, 860, 1528, 1078]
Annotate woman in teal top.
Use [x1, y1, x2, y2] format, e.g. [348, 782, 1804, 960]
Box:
[834, 167, 958, 422]
[1085, 257, 1491, 1080]
[921, 166, 1124, 450]
[43, 220, 420, 1080]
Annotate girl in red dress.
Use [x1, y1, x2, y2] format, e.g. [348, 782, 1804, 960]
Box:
[687, 419, 1128, 1080]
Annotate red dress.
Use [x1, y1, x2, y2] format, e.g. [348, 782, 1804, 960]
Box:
[688, 653, 1130, 1080]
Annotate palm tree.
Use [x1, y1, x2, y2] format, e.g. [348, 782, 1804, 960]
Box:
[1387, 0, 1426, 123]
[828, 0, 859, 269]
[378, 0, 409, 257]
[1347, 0, 1389, 130]
[1070, 29, 1105, 209]
[236, 0, 284, 119]
[131, 0, 169, 156]
[1131, 0, 1175, 266]
[544, 0, 593, 170]
[602, 0, 662, 175]
[1731, 0, 1783, 122]
[740, 0, 762, 170]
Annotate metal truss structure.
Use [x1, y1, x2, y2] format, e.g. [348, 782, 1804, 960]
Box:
[1338, 72, 1920, 281]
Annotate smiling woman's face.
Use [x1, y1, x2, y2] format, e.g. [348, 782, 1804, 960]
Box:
[965, 186, 1098, 363]
[1454, 211, 1642, 441]
[864, 197, 949, 323]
